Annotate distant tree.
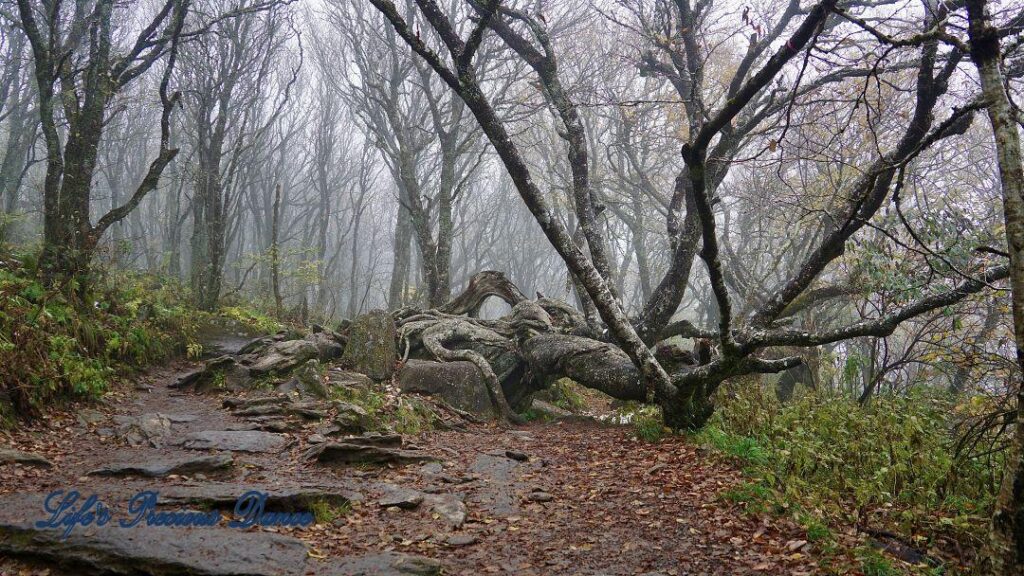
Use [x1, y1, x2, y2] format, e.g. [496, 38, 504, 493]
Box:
[0, 21, 38, 237]
[177, 0, 296, 309]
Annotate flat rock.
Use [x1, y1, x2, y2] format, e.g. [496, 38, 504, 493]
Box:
[327, 369, 374, 390]
[253, 419, 299, 433]
[88, 454, 233, 478]
[288, 406, 327, 420]
[0, 448, 53, 467]
[160, 482, 361, 509]
[223, 396, 289, 410]
[0, 492, 309, 575]
[234, 404, 284, 417]
[469, 454, 519, 516]
[181, 430, 289, 453]
[320, 552, 441, 576]
[305, 443, 439, 467]
[337, 432, 403, 447]
[424, 493, 467, 528]
[159, 413, 200, 423]
[378, 485, 424, 509]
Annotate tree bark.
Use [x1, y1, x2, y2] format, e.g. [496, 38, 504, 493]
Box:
[966, 1, 1024, 572]
[16, 0, 186, 283]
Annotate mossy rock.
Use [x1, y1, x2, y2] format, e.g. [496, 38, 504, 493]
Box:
[341, 310, 397, 381]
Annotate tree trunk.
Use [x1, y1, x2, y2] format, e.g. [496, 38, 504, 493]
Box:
[190, 116, 228, 311]
[389, 206, 414, 308]
[271, 183, 283, 317]
[966, 1, 1024, 573]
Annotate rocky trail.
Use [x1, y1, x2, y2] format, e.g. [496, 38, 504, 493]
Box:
[0, 339, 823, 575]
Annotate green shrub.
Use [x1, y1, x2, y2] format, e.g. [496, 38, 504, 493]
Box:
[633, 414, 666, 442]
[306, 498, 352, 524]
[697, 383, 1002, 565]
[0, 250, 200, 418]
[720, 481, 777, 514]
[857, 548, 899, 576]
[393, 397, 435, 435]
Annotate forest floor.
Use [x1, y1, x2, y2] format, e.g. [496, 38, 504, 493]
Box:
[0, 355, 831, 575]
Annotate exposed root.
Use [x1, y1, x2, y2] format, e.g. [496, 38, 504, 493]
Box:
[402, 318, 519, 422]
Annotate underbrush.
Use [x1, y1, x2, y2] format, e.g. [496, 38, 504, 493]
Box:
[696, 383, 1003, 573]
[0, 248, 284, 424]
[0, 252, 199, 420]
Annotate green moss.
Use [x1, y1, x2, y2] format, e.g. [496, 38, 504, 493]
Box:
[633, 411, 667, 442]
[306, 498, 352, 524]
[537, 378, 588, 412]
[218, 306, 282, 335]
[719, 481, 778, 515]
[519, 408, 554, 423]
[393, 397, 434, 435]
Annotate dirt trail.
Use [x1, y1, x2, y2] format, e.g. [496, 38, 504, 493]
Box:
[0, 359, 820, 575]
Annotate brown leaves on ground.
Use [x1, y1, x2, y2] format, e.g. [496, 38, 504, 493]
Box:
[0, 363, 861, 575]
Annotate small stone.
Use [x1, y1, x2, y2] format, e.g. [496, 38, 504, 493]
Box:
[113, 413, 173, 448]
[446, 534, 479, 547]
[333, 402, 372, 433]
[77, 408, 106, 426]
[425, 494, 467, 528]
[505, 450, 528, 462]
[0, 448, 53, 468]
[527, 491, 554, 503]
[379, 486, 425, 510]
[308, 434, 327, 444]
[420, 462, 443, 474]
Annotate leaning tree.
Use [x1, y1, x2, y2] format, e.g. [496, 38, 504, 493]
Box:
[360, 0, 1020, 430]
[358, 0, 1015, 428]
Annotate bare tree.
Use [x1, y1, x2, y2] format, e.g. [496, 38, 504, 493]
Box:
[368, 0, 1015, 429]
[0, 20, 38, 238]
[178, 0, 296, 309]
[13, 0, 188, 281]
